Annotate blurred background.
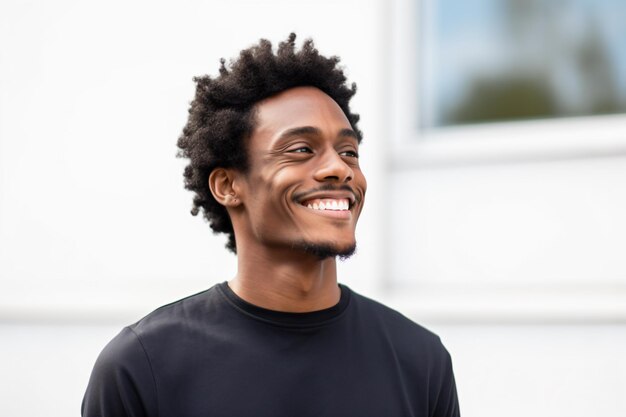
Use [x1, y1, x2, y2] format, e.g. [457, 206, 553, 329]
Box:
[1, 0, 625, 415]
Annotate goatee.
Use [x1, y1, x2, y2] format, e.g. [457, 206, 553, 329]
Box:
[293, 241, 357, 261]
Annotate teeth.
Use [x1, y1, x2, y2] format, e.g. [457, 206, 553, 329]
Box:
[303, 199, 350, 211]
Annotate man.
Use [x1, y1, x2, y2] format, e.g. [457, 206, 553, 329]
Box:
[82, 34, 460, 417]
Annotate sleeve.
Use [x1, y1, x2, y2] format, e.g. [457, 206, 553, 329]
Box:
[82, 327, 158, 417]
[431, 343, 460, 417]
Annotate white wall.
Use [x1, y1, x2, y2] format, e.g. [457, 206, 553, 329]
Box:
[0, 0, 385, 319]
[1, 1, 625, 417]
[0, 0, 385, 415]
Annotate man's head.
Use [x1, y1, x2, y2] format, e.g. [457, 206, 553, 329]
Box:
[177, 34, 365, 256]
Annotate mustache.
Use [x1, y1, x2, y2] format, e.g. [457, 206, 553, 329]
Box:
[292, 183, 361, 203]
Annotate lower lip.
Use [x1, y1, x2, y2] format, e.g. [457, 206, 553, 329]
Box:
[301, 205, 352, 220]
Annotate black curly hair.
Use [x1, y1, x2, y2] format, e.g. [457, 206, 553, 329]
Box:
[176, 33, 362, 253]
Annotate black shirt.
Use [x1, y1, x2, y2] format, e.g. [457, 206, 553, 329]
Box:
[82, 282, 460, 417]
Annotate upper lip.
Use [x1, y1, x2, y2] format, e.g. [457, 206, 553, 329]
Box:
[295, 190, 357, 207]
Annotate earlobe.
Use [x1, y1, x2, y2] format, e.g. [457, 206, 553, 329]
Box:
[208, 168, 242, 208]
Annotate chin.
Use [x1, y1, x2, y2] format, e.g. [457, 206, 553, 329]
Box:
[293, 240, 357, 260]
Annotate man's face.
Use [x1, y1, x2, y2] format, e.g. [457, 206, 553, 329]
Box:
[235, 86, 367, 258]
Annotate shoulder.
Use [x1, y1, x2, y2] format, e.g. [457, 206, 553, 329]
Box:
[95, 326, 147, 366]
[129, 285, 218, 338]
[82, 327, 158, 416]
[348, 288, 441, 341]
[89, 327, 148, 378]
[346, 288, 460, 417]
[83, 286, 221, 416]
[347, 287, 448, 357]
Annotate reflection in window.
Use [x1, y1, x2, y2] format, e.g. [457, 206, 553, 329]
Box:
[420, 0, 626, 128]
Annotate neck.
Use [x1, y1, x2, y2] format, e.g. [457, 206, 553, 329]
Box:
[229, 244, 340, 313]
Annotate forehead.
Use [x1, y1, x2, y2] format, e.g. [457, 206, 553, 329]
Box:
[252, 86, 352, 144]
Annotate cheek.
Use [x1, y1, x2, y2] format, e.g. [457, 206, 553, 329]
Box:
[354, 171, 367, 201]
[359, 174, 367, 195]
[355, 166, 367, 188]
[263, 169, 301, 207]
[249, 178, 298, 229]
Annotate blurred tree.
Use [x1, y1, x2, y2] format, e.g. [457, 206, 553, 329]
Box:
[575, 22, 621, 115]
[444, 74, 558, 124]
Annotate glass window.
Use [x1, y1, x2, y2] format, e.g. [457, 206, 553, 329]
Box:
[420, 0, 626, 128]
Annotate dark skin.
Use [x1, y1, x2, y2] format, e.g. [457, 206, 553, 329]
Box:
[209, 86, 367, 312]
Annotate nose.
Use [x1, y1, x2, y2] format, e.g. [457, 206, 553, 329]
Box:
[314, 149, 354, 183]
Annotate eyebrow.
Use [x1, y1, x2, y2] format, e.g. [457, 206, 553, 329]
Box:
[277, 126, 359, 142]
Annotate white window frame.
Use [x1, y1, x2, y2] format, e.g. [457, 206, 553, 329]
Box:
[380, 0, 626, 324]
[389, 0, 626, 165]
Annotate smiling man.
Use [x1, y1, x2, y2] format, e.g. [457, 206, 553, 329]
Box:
[82, 34, 460, 417]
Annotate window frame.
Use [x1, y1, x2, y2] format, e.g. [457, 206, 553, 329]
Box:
[382, 0, 626, 324]
[389, 0, 626, 166]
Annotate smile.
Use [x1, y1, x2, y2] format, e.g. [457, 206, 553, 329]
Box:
[299, 198, 352, 219]
[301, 198, 350, 211]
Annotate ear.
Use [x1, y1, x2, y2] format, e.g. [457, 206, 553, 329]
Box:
[208, 168, 242, 208]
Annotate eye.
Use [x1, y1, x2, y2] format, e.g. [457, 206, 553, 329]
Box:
[339, 150, 359, 158]
[288, 146, 313, 154]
